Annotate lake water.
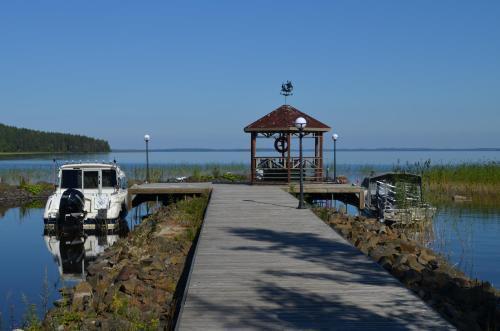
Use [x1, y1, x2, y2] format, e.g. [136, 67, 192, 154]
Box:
[0, 149, 498, 167]
[0, 203, 151, 330]
[0, 150, 499, 328]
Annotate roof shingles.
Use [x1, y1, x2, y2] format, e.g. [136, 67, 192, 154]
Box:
[244, 105, 330, 132]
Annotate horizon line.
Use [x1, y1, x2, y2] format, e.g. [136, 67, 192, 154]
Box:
[111, 147, 500, 152]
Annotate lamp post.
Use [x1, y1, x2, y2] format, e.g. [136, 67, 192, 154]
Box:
[144, 134, 150, 183]
[295, 117, 307, 209]
[332, 133, 339, 182]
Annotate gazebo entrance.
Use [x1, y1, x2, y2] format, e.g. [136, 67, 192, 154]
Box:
[244, 105, 331, 184]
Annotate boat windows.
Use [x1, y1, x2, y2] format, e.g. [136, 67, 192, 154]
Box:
[102, 170, 117, 188]
[119, 177, 128, 190]
[84, 171, 99, 189]
[61, 170, 82, 189]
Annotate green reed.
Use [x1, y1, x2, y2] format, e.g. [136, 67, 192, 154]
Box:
[392, 160, 500, 201]
[423, 161, 500, 186]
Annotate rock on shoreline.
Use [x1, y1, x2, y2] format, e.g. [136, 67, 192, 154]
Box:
[314, 209, 499, 331]
[0, 182, 52, 207]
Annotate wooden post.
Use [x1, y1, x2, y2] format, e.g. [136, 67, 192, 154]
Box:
[319, 133, 324, 181]
[287, 132, 291, 182]
[314, 133, 319, 181]
[251, 132, 256, 184]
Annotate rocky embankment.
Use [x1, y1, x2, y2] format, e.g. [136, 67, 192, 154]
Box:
[314, 209, 499, 331]
[0, 182, 53, 207]
[44, 196, 208, 330]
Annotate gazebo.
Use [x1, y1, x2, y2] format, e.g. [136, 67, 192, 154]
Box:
[244, 105, 331, 184]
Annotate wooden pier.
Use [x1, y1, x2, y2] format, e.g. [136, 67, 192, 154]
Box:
[284, 183, 365, 209]
[175, 184, 452, 330]
[128, 182, 365, 210]
[127, 182, 212, 209]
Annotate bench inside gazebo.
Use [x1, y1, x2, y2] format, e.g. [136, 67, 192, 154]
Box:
[244, 105, 331, 184]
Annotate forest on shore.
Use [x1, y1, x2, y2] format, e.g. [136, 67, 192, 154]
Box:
[0, 123, 111, 153]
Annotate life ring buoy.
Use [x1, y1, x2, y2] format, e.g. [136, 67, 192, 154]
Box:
[274, 136, 289, 153]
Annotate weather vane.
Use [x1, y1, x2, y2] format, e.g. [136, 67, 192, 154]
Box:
[280, 80, 293, 105]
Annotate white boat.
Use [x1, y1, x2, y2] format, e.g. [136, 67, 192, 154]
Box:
[43, 162, 128, 230]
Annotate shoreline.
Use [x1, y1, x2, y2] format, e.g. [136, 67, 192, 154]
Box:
[42, 196, 208, 330]
[0, 182, 52, 209]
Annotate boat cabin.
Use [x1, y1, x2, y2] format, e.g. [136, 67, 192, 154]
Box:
[58, 163, 127, 192]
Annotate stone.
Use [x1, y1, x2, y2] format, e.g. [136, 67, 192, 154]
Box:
[392, 263, 410, 279]
[103, 288, 116, 306]
[452, 276, 471, 288]
[74, 281, 93, 296]
[134, 283, 147, 296]
[370, 246, 386, 262]
[428, 259, 439, 270]
[418, 249, 437, 265]
[378, 225, 387, 234]
[116, 265, 135, 281]
[399, 233, 408, 242]
[138, 270, 158, 281]
[359, 243, 369, 255]
[393, 254, 408, 268]
[402, 269, 422, 285]
[406, 254, 425, 272]
[395, 240, 416, 254]
[73, 281, 93, 308]
[367, 235, 379, 248]
[155, 278, 176, 293]
[379, 256, 393, 271]
[119, 278, 139, 295]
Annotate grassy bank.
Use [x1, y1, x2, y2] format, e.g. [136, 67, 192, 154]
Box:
[37, 195, 208, 330]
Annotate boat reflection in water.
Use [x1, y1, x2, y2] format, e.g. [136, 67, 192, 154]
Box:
[43, 220, 129, 280]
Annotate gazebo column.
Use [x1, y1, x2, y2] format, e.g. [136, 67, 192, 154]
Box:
[251, 132, 256, 184]
[287, 132, 291, 182]
[318, 133, 324, 181]
[314, 133, 319, 181]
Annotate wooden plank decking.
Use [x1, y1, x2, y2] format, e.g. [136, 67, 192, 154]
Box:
[127, 182, 212, 209]
[176, 184, 452, 330]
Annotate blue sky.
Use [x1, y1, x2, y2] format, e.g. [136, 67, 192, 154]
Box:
[0, 1, 499, 149]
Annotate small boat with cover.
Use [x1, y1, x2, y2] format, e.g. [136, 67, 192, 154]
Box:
[361, 172, 436, 225]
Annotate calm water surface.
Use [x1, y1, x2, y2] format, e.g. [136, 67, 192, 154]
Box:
[0, 149, 498, 166]
[0, 150, 498, 327]
[0, 204, 149, 329]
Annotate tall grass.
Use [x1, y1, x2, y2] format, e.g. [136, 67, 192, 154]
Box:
[393, 160, 500, 202]
[423, 162, 500, 186]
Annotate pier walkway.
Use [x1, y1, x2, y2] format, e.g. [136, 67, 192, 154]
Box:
[176, 185, 452, 330]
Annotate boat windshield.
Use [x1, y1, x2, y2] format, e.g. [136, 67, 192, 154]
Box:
[102, 169, 117, 188]
[84, 171, 99, 189]
[61, 170, 82, 189]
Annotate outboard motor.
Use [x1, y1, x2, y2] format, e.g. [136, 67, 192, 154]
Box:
[57, 188, 86, 236]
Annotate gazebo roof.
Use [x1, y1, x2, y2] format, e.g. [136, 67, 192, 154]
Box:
[244, 105, 331, 132]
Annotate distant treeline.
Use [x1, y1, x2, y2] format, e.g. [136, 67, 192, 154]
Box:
[0, 123, 111, 153]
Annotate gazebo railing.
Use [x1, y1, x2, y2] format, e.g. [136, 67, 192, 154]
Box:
[252, 156, 323, 182]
